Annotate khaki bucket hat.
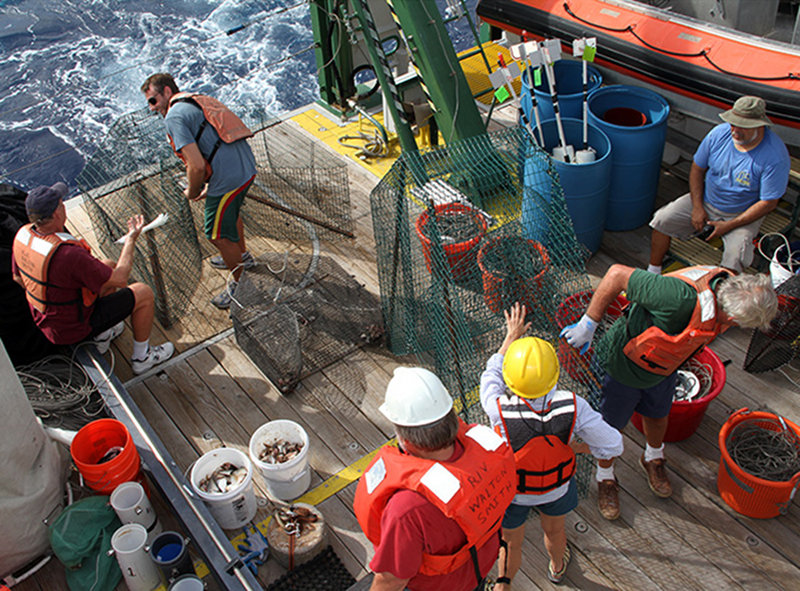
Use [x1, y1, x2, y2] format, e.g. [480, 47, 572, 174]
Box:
[719, 96, 772, 128]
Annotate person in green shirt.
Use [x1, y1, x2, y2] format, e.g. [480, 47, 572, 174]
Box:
[561, 264, 777, 520]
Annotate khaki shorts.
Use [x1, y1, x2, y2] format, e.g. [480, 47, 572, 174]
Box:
[649, 193, 765, 272]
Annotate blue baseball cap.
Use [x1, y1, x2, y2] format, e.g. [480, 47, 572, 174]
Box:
[26, 182, 68, 220]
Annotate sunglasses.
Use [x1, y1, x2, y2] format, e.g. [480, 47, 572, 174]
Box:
[147, 97, 158, 105]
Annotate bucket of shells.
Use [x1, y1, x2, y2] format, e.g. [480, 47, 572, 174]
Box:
[249, 420, 311, 501]
[190, 447, 256, 529]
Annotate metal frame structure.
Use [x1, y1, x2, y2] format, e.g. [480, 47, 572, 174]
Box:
[76, 348, 263, 591]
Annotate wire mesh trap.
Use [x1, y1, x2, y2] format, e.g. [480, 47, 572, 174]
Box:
[231, 253, 383, 393]
[726, 416, 800, 482]
[265, 545, 355, 591]
[75, 106, 352, 339]
[370, 127, 602, 497]
[744, 275, 800, 373]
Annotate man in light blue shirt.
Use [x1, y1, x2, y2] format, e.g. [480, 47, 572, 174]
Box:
[142, 73, 257, 309]
[649, 96, 790, 273]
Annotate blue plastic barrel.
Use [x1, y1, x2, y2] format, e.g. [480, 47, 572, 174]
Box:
[521, 60, 602, 123]
[521, 118, 612, 254]
[587, 85, 670, 231]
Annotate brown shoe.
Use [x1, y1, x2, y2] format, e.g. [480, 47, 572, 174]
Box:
[597, 479, 620, 520]
[640, 454, 672, 498]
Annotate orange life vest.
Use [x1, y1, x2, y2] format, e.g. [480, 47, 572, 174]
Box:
[354, 420, 516, 578]
[12, 224, 97, 314]
[495, 390, 576, 494]
[167, 92, 253, 181]
[622, 266, 733, 375]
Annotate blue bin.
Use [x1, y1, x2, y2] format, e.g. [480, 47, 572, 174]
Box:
[522, 118, 612, 254]
[587, 85, 670, 231]
[521, 60, 602, 124]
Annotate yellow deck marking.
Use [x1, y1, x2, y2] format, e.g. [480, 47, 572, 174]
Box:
[459, 41, 523, 106]
[290, 108, 402, 178]
[187, 439, 397, 582]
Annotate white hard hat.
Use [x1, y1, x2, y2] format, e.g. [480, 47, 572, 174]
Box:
[379, 367, 453, 427]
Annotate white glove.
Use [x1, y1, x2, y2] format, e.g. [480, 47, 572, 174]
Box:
[559, 314, 598, 355]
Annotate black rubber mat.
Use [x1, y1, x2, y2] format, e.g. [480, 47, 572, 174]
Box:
[266, 545, 356, 591]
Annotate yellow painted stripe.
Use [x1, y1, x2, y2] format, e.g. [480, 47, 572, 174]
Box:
[211, 186, 240, 239]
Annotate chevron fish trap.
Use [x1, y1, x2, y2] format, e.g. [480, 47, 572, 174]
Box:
[744, 275, 800, 373]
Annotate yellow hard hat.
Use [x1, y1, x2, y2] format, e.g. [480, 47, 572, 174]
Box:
[502, 337, 560, 399]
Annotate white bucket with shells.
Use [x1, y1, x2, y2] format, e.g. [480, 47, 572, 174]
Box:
[190, 447, 256, 529]
[249, 420, 311, 501]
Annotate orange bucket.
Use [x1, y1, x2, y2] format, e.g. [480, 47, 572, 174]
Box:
[717, 408, 800, 518]
[477, 236, 550, 314]
[415, 203, 487, 282]
[71, 418, 143, 495]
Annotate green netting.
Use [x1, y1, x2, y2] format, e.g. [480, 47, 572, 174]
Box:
[370, 126, 617, 498]
[75, 106, 352, 335]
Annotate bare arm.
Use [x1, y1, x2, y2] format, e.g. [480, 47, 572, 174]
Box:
[498, 302, 532, 356]
[689, 162, 707, 231]
[369, 572, 410, 591]
[181, 142, 208, 201]
[585, 264, 635, 323]
[100, 215, 144, 291]
[707, 198, 779, 240]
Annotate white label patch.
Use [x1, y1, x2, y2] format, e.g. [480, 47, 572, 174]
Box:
[365, 457, 386, 495]
[420, 463, 460, 504]
[698, 289, 716, 322]
[466, 424, 504, 451]
[30, 236, 53, 256]
[681, 267, 712, 281]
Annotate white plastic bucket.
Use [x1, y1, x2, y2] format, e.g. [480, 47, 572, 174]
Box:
[770, 243, 799, 289]
[168, 574, 205, 590]
[249, 420, 311, 500]
[110, 481, 162, 545]
[110, 523, 161, 591]
[190, 448, 257, 530]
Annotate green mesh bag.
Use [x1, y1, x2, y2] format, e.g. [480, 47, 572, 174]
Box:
[48, 495, 122, 591]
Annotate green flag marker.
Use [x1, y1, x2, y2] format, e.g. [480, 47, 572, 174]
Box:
[494, 86, 511, 103]
[583, 46, 597, 62]
[534, 68, 542, 86]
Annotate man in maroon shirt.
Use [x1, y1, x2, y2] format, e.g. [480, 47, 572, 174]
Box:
[354, 367, 516, 591]
[12, 183, 173, 374]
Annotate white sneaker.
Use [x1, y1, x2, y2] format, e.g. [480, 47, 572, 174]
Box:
[131, 342, 175, 375]
[91, 321, 125, 355]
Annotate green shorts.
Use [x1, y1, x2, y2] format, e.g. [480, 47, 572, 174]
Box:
[204, 175, 254, 241]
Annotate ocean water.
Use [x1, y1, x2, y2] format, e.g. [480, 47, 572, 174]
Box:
[0, 0, 479, 192]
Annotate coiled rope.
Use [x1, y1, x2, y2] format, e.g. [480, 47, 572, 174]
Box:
[16, 353, 108, 430]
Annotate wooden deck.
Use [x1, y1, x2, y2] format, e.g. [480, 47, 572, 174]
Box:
[15, 114, 800, 591]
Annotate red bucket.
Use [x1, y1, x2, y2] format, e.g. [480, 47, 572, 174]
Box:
[477, 236, 550, 314]
[631, 347, 726, 442]
[555, 290, 627, 381]
[718, 408, 800, 518]
[415, 203, 487, 282]
[71, 419, 143, 495]
[603, 107, 647, 127]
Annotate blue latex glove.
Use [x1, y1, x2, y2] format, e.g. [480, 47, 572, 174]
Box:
[559, 314, 598, 355]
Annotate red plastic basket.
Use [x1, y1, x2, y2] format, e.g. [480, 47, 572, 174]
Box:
[631, 347, 726, 442]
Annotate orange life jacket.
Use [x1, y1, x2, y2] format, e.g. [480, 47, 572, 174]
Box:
[622, 266, 733, 375]
[353, 420, 516, 578]
[167, 92, 253, 181]
[12, 224, 97, 314]
[495, 390, 576, 494]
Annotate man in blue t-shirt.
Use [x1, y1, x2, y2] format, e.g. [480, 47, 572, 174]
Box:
[649, 96, 790, 273]
[142, 73, 257, 309]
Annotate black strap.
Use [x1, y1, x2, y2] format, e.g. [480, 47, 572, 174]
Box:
[469, 546, 482, 588]
[174, 97, 222, 165]
[495, 577, 511, 585]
